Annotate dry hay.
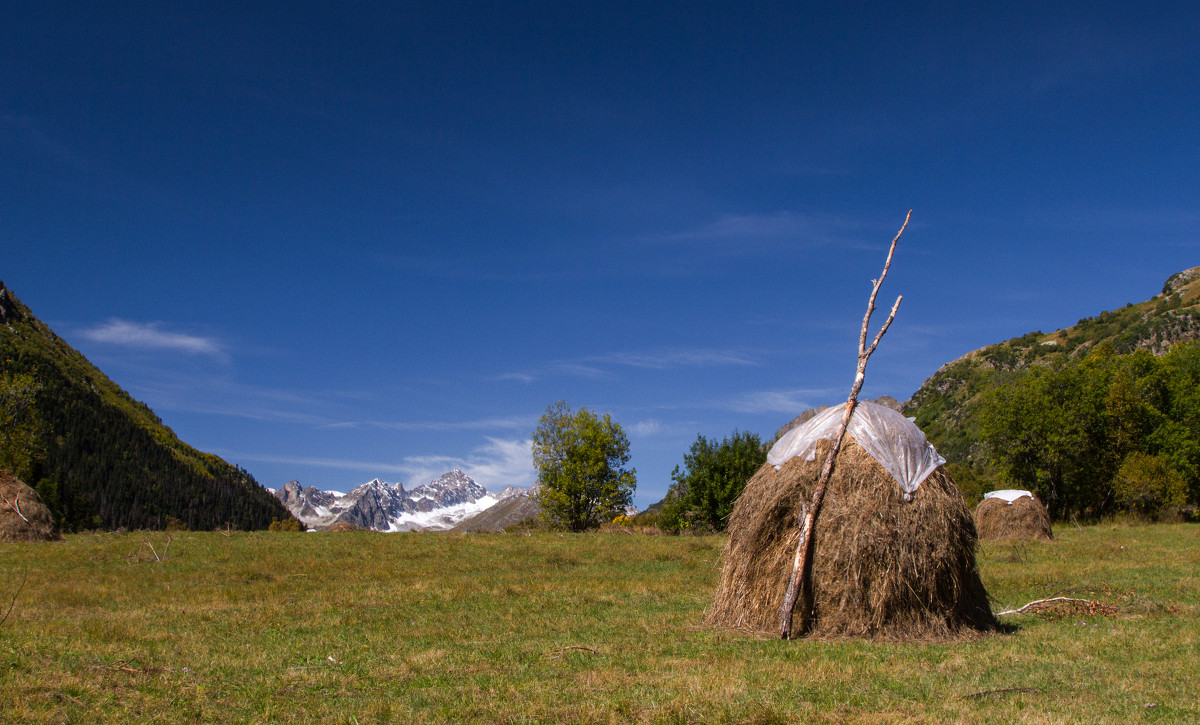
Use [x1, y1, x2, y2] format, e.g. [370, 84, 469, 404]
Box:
[0, 471, 61, 542]
[974, 494, 1054, 542]
[706, 437, 999, 640]
[325, 521, 363, 532]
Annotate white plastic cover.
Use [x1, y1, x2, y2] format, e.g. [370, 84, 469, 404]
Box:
[983, 489, 1033, 505]
[766, 400, 946, 495]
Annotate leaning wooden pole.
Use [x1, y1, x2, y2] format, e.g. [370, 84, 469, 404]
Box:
[778, 210, 910, 639]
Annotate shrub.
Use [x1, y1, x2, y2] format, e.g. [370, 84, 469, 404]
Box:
[660, 430, 765, 534]
[944, 462, 987, 508]
[1113, 452, 1187, 519]
[268, 517, 303, 532]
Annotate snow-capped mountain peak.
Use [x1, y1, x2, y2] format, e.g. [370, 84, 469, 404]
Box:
[271, 469, 500, 532]
[496, 484, 533, 500]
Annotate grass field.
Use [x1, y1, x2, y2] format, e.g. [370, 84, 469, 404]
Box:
[1, 522, 1198, 723]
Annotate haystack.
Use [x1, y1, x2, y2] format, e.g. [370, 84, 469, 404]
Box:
[706, 405, 998, 640]
[0, 472, 61, 542]
[974, 490, 1053, 542]
[326, 521, 362, 532]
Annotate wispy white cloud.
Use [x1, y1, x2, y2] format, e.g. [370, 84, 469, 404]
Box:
[665, 212, 825, 241]
[405, 437, 535, 491]
[591, 349, 758, 369]
[547, 361, 612, 380]
[720, 388, 837, 414]
[226, 452, 415, 477]
[341, 416, 535, 433]
[632, 419, 663, 436]
[229, 437, 535, 492]
[509, 346, 761, 382]
[115, 377, 335, 426]
[81, 319, 225, 357]
[655, 212, 882, 249]
[177, 403, 334, 427]
[104, 364, 536, 435]
[627, 417, 701, 439]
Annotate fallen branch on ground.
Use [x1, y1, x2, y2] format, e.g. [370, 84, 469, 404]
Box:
[996, 596, 1102, 616]
[143, 536, 172, 562]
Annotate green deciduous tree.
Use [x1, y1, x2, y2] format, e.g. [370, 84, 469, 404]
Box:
[977, 357, 1112, 518]
[979, 341, 1200, 519]
[659, 430, 765, 533]
[1113, 452, 1186, 518]
[531, 401, 636, 532]
[944, 462, 986, 508]
[1160, 342, 1200, 502]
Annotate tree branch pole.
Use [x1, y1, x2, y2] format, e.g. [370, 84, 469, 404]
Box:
[0, 493, 30, 524]
[778, 210, 910, 639]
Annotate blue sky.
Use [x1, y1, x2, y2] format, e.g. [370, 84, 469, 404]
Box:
[3, 2, 1198, 506]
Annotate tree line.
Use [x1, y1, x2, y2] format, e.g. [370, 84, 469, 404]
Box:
[533, 341, 1200, 533]
[976, 340, 1200, 520]
[1, 350, 294, 532]
[530, 400, 764, 533]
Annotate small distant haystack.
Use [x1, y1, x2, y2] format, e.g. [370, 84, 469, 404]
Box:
[325, 521, 362, 532]
[706, 433, 998, 640]
[0, 472, 61, 542]
[974, 490, 1054, 542]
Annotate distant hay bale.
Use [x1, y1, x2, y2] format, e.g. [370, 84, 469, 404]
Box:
[325, 521, 362, 533]
[705, 438, 998, 640]
[974, 492, 1054, 542]
[0, 472, 61, 543]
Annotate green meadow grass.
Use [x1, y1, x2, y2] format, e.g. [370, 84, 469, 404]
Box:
[1, 523, 1197, 723]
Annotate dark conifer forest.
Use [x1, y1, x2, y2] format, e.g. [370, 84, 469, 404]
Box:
[0, 280, 294, 531]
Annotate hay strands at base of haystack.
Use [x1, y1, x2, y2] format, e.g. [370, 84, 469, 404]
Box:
[777, 210, 910, 640]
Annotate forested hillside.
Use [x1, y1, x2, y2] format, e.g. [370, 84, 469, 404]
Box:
[0, 280, 295, 531]
[904, 267, 1200, 520]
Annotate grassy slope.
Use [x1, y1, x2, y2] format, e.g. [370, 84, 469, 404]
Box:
[904, 267, 1200, 464]
[1, 527, 1197, 723]
[1, 281, 207, 473]
[0, 281, 293, 530]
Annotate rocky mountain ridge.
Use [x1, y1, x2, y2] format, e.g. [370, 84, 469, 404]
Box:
[273, 470, 533, 531]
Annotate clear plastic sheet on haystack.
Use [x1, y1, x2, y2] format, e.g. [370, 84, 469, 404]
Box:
[766, 400, 946, 495]
[983, 489, 1033, 504]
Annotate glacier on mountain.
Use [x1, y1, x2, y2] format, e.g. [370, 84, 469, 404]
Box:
[271, 469, 529, 532]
